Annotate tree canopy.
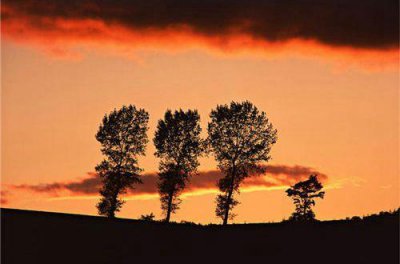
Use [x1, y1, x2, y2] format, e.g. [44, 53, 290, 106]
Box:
[96, 105, 149, 217]
[154, 109, 203, 222]
[207, 101, 277, 224]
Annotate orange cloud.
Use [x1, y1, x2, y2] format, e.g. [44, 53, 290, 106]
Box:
[1, 0, 398, 69]
[0, 191, 9, 205]
[9, 164, 328, 201]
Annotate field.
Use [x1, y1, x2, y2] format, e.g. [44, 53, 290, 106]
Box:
[1, 208, 398, 263]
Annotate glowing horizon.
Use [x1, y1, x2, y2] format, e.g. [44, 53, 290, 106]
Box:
[1, 0, 398, 224]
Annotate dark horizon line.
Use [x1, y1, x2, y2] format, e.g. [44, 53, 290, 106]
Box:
[1, 207, 398, 225]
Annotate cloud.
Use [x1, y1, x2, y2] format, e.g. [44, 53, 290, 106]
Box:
[2, 0, 398, 49]
[1, 0, 398, 69]
[13, 172, 101, 196]
[1, 190, 9, 205]
[11, 164, 328, 198]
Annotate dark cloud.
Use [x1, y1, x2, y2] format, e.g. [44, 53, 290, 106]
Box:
[261, 164, 328, 180]
[11, 164, 328, 197]
[13, 172, 102, 195]
[2, 0, 398, 49]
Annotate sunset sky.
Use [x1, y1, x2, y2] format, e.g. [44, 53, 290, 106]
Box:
[1, 0, 399, 224]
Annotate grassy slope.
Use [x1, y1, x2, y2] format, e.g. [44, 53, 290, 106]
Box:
[1, 208, 398, 263]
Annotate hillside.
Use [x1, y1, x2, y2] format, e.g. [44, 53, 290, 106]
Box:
[1, 208, 398, 263]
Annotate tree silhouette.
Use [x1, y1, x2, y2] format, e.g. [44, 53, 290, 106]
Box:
[154, 109, 203, 222]
[207, 101, 277, 225]
[140, 213, 156, 221]
[95, 105, 149, 218]
[286, 175, 325, 221]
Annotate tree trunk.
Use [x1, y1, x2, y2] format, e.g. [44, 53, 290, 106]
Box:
[108, 168, 122, 218]
[222, 188, 234, 225]
[165, 190, 174, 223]
[108, 191, 119, 218]
[108, 211, 115, 218]
[223, 165, 236, 225]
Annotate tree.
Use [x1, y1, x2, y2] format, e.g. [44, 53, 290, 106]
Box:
[207, 101, 277, 225]
[95, 105, 149, 218]
[154, 109, 203, 222]
[286, 175, 325, 221]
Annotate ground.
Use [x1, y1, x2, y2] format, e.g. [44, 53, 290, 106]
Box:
[1, 208, 398, 263]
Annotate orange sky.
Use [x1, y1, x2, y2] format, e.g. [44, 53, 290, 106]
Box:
[1, 1, 399, 223]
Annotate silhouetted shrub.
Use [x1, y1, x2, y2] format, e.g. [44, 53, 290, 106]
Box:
[286, 175, 325, 222]
[140, 213, 156, 221]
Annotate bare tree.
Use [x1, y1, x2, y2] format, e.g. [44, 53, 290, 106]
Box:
[95, 105, 149, 217]
[286, 175, 325, 221]
[154, 109, 203, 222]
[207, 101, 277, 225]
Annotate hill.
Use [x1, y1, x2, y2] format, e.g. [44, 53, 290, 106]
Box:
[1, 208, 398, 263]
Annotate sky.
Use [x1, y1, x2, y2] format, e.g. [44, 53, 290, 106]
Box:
[1, 0, 399, 224]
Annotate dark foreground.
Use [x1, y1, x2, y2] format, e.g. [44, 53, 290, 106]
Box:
[1, 208, 398, 263]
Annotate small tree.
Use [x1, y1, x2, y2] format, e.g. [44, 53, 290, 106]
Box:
[96, 105, 149, 218]
[154, 109, 203, 222]
[207, 101, 277, 225]
[286, 175, 325, 221]
[140, 213, 156, 221]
